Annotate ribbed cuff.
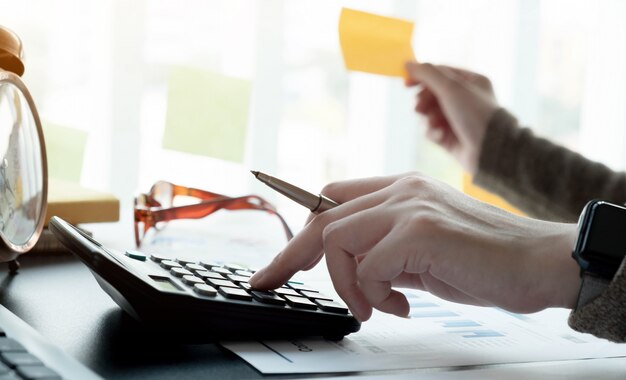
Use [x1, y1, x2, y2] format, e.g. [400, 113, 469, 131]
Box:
[568, 257, 626, 343]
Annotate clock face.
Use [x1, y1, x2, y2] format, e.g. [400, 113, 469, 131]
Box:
[0, 73, 46, 252]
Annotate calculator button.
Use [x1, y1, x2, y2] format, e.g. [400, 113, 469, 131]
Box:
[160, 260, 181, 270]
[185, 263, 206, 272]
[175, 258, 196, 266]
[211, 267, 232, 276]
[301, 290, 333, 301]
[125, 250, 147, 261]
[182, 275, 205, 286]
[218, 287, 252, 301]
[315, 300, 349, 314]
[15, 365, 61, 380]
[170, 268, 193, 277]
[150, 253, 169, 262]
[194, 284, 217, 297]
[234, 269, 255, 277]
[206, 278, 239, 288]
[200, 260, 222, 269]
[251, 291, 287, 306]
[288, 283, 317, 292]
[1, 352, 43, 367]
[0, 338, 25, 351]
[224, 263, 247, 272]
[284, 295, 318, 310]
[195, 270, 225, 280]
[226, 274, 250, 283]
[273, 288, 300, 297]
[239, 282, 252, 290]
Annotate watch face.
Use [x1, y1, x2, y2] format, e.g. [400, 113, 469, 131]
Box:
[574, 200, 626, 278]
[0, 71, 47, 252]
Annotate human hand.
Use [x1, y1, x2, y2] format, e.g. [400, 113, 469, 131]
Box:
[405, 62, 499, 174]
[249, 173, 581, 321]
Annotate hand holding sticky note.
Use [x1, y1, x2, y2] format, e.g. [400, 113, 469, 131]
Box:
[339, 8, 415, 77]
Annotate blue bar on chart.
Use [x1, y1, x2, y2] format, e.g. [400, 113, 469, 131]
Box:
[439, 320, 481, 328]
[408, 301, 439, 308]
[409, 310, 458, 318]
[451, 330, 505, 338]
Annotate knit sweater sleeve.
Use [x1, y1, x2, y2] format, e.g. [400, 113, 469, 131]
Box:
[474, 108, 626, 222]
[568, 257, 626, 342]
[473, 108, 626, 343]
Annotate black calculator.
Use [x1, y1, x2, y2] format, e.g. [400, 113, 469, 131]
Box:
[49, 216, 360, 341]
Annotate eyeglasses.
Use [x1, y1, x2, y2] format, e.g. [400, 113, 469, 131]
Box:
[133, 180, 293, 247]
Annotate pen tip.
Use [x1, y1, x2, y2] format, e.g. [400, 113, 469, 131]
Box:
[250, 170, 259, 178]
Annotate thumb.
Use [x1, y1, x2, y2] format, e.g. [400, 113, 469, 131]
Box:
[405, 62, 457, 98]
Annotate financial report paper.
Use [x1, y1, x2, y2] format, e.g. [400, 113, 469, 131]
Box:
[222, 288, 626, 374]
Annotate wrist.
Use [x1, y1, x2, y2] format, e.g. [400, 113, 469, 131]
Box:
[531, 222, 580, 309]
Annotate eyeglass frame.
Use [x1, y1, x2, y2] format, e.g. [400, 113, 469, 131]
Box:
[133, 180, 293, 247]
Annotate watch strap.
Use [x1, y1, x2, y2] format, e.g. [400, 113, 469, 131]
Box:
[575, 273, 610, 310]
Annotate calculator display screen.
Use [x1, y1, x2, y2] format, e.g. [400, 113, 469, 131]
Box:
[149, 276, 182, 292]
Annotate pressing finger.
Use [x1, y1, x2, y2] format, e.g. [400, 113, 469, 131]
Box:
[250, 185, 391, 290]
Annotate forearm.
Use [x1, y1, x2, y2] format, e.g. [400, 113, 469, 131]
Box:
[474, 109, 626, 222]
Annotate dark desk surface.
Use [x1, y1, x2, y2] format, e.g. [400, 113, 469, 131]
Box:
[0, 253, 263, 380]
[2, 228, 625, 379]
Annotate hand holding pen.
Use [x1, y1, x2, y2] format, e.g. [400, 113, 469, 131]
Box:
[249, 172, 579, 322]
[251, 171, 338, 214]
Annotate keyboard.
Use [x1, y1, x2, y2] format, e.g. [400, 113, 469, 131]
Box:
[152, 253, 351, 314]
[49, 216, 361, 341]
[0, 304, 101, 380]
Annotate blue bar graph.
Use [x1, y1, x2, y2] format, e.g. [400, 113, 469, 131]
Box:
[452, 330, 505, 338]
[439, 320, 481, 328]
[497, 308, 530, 321]
[409, 301, 439, 308]
[409, 310, 458, 318]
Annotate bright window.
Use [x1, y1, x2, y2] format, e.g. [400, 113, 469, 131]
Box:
[3, 0, 626, 229]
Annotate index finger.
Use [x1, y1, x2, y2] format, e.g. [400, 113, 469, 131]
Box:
[300, 173, 412, 271]
[249, 174, 407, 289]
[320, 172, 415, 203]
[248, 216, 326, 289]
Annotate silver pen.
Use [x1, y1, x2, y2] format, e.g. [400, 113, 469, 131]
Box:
[251, 171, 339, 214]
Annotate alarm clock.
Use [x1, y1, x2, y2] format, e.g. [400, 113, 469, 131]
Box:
[0, 26, 48, 262]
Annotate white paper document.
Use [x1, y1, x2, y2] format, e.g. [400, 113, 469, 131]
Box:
[316, 357, 626, 380]
[222, 289, 626, 374]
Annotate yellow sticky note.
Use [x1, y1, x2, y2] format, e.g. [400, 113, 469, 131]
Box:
[163, 67, 252, 163]
[43, 122, 88, 183]
[462, 173, 524, 216]
[338, 8, 415, 77]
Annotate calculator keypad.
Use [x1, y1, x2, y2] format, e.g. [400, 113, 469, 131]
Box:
[160, 260, 181, 270]
[250, 291, 287, 306]
[315, 300, 349, 314]
[195, 271, 224, 280]
[185, 263, 206, 272]
[206, 278, 238, 289]
[182, 275, 205, 286]
[170, 268, 193, 277]
[151, 257, 349, 315]
[218, 287, 253, 301]
[193, 284, 217, 297]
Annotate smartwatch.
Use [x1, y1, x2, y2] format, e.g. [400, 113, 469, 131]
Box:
[572, 200, 626, 309]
